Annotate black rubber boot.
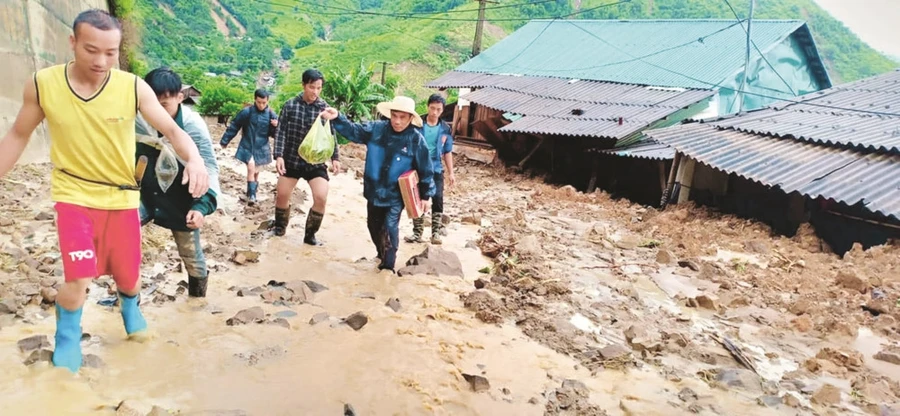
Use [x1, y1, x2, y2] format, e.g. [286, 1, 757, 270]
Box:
[272, 206, 291, 237]
[188, 275, 208, 298]
[304, 210, 325, 246]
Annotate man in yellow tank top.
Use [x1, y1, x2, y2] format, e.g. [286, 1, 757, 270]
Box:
[0, 9, 209, 374]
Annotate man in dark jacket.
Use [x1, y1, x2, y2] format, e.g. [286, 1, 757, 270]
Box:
[320, 96, 435, 272]
[136, 67, 220, 297]
[220, 89, 277, 205]
[271, 69, 341, 245]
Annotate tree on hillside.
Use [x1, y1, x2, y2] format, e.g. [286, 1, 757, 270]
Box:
[322, 61, 395, 121]
[196, 79, 245, 119]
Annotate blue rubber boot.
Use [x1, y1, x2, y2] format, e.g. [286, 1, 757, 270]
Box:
[119, 292, 147, 337]
[248, 181, 258, 205]
[52, 304, 83, 373]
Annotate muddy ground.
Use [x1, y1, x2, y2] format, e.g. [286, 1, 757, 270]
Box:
[0, 123, 898, 415]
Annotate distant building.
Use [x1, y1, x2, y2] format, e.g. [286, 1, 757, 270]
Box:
[181, 84, 202, 107]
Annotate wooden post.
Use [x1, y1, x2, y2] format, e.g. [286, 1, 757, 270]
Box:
[658, 160, 667, 197]
[661, 152, 682, 208]
[676, 158, 697, 203]
[517, 136, 545, 170]
[587, 156, 600, 193]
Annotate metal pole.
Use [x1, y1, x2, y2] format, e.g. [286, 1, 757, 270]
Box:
[737, 0, 755, 113]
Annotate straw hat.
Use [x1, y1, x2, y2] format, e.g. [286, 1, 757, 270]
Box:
[376, 96, 423, 128]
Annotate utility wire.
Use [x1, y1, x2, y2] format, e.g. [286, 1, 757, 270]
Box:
[722, 0, 797, 98]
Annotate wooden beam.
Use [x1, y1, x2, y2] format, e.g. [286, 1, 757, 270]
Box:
[587, 157, 600, 193]
[517, 136, 545, 170]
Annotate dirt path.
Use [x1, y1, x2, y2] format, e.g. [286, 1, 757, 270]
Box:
[0, 125, 897, 415]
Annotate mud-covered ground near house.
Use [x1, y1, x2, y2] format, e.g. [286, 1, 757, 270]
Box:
[0, 124, 897, 415]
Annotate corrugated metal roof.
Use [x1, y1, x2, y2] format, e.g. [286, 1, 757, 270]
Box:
[711, 70, 900, 153]
[497, 115, 642, 139]
[646, 123, 900, 220]
[450, 19, 828, 90]
[594, 140, 675, 160]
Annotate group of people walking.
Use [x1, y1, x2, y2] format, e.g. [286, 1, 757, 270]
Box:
[0, 9, 455, 373]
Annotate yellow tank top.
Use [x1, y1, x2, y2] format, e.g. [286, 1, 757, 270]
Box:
[35, 63, 140, 210]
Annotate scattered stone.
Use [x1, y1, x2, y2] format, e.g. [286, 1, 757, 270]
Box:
[782, 392, 802, 408]
[462, 373, 490, 392]
[678, 260, 701, 272]
[259, 290, 285, 304]
[230, 250, 260, 265]
[465, 241, 479, 249]
[17, 335, 50, 353]
[864, 298, 891, 316]
[284, 280, 315, 303]
[599, 344, 631, 360]
[343, 312, 369, 331]
[385, 298, 402, 312]
[744, 241, 770, 254]
[0, 217, 13, 226]
[303, 280, 329, 293]
[270, 318, 291, 329]
[790, 299, 812, 315]
[502, 387, 511, 395]
[343, 403, 357, 416]
[792, 315, 814, 332]
[309, 312, 329, 325]
[474, 278, 487, 289]
[623, 325, 646, 343]
[34, 211, 54, 221]
[714, 368, 763, 394]
[226, 307, 265, 326]
[874, 350, 900, 365]
[757, 395, 782, 408]
[83, 354, 105, 368]
[147, 406, 172, 416]
[398, 246, 464, 277]
[694, 294, 719, 311]
[460, 290, 504, 324]
[811, 384, 841, 405]
[835, 270, 868, 294]
[115, 400, 143, 416]
[560, 379, 589, 397]
[461, 214, 482, 226]
[678, 387, 698, 402]
[275, 310, 298, 318]
[816, 347, 864, 372]
[656, 249, 676, 264]
[23, 348, 53, 365]
[528, 397, 540, 405]
[354, 292, 376, 300]
[0, 299, 17, 315]
[516, 235, 541, 258]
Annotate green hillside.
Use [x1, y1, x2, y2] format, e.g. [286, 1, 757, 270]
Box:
[119, 0, 896, 109]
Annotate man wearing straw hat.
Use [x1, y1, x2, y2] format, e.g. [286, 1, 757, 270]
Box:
[320, 96, 435, 272]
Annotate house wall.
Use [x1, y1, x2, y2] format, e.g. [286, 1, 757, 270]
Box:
[0, 0, 109, 165]
[717, 32, 824, 115]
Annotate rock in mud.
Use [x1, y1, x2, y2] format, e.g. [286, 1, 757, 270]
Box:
[460, 290, 504, 324]
[811, 384, 841, 405]
[462, 373, 491, 392]
[354, 292, 376, 300]
[23, 348, 53, 366]
[656, 249, 676, 264]
[343, 403, 357, 416]
[275, 310, 298, 318]
[461, 214, 483, 226]
[284, 280, 315, 303]
[678, 387, 698, 402]
[83, 353, 105, 368]
[226, 307, 266, 326]
[757, 395, 782, 408]
[835, 270, 868, 294]
[516, 235, 541, 258]
[0, 299, 17, 315]
[474, 278, 487, 289]
[270, 318, 291, 329]
[230, 250, 260, 265]
[147, 406, 172, 416]
[790, 299, 813, 315]
[385, 298, 402, 312]
[782, 392, 802, 408]
[693, 294, 719, 311]
[40, 287, 57, 303]
[115, 401, 143, 416]
[17, 335, 50, 353]
[309, 312, 329, 325]
[874, 350, 900, 365]
[398, 246, 464, 277]
[678, 260, 701, 272]
[714, 368, 762, 394]
[343, 312, 369, 331]
[34, 211, 54, 221]
[303, 280, 329, 293]
[599, 344, 631, 360]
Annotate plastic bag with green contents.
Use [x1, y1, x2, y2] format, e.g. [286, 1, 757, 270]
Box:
[298, 115, 335, 164]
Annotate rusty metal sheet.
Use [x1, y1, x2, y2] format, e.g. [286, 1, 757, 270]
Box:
[647, 123, 900, 220]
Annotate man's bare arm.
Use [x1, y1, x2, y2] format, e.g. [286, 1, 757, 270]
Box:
[0, 78, 45, 178]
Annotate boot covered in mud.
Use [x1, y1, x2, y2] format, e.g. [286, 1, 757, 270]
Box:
[188, 275, 208, 297]
[430, 212, 443, 245]
[272, 205, 291, 237]
[52, 303, 83, 373]
[304, 210, 325, 246]
[404, 217, 425, 243]
[119, 292, 147, 337]
[247, 182, 259, 205]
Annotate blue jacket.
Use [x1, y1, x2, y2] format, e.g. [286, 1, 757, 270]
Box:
[417, 118, 453, 174]
[220, 105, 277, 165]
[332, 114, 435, 207]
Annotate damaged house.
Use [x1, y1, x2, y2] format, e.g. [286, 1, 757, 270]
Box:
[428, 19, 830, 206]
[646, 69, 900, 255]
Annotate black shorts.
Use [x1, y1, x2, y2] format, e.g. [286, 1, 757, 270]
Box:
[284, 164, 329, 182]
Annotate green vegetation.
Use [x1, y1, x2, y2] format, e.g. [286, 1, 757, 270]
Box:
[118, 0, 896, 115]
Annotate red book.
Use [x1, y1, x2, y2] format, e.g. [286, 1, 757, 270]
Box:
[398, 170, 424, 218]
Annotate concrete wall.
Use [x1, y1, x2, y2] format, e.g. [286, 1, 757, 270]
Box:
[0, 0, 108, 164]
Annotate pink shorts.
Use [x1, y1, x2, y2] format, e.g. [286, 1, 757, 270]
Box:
[55, 202, 142, 291]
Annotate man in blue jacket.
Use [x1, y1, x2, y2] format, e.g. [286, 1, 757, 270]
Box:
[136, 67, 221, 297]
[320, 96, 435, 272]
[406, 94, 455, 245]
[219, 89, 278, 205]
